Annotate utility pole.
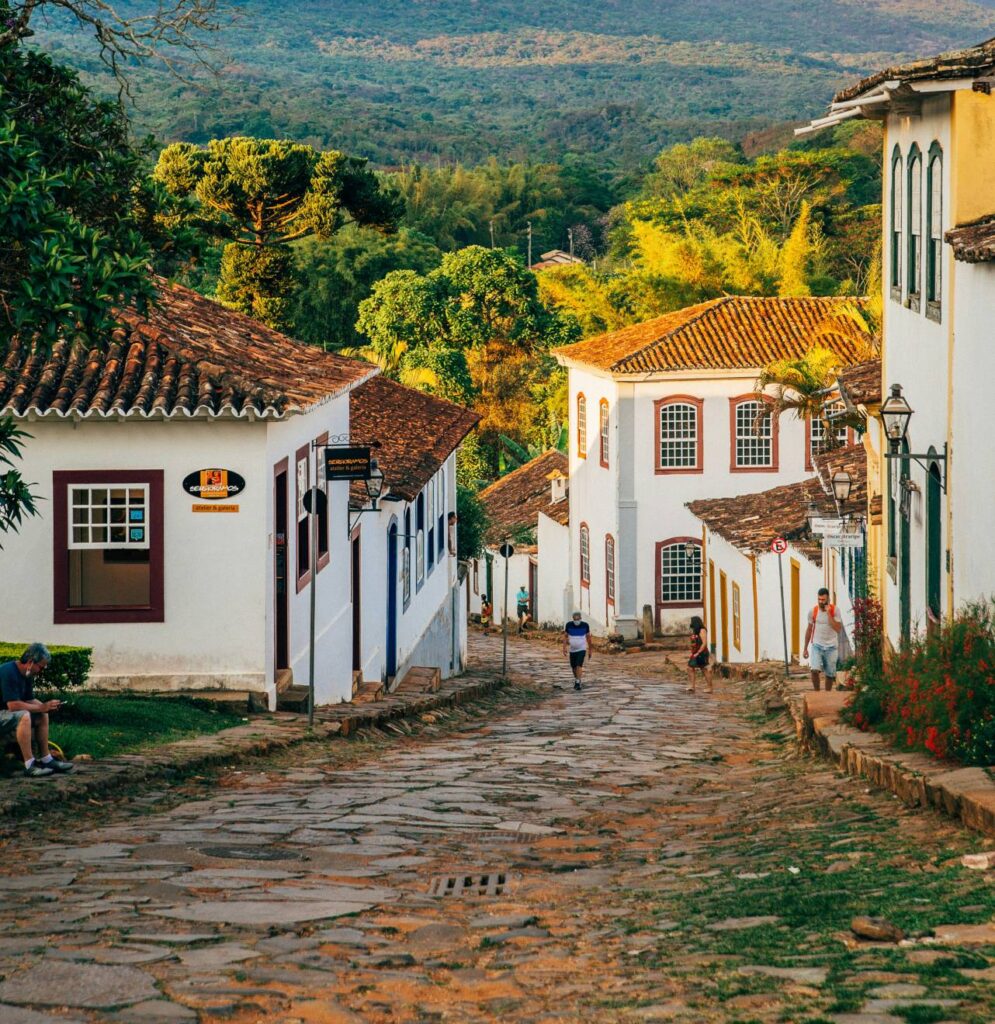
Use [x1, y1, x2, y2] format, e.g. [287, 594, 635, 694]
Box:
[307, 463, 319, 727]
[499, 538, 515, 678]
[567, 227, 574, 259]
[489, 219, 495, 249]
[526, 221, 532, 268]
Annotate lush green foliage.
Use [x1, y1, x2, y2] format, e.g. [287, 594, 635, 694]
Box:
[0, 417, 37, 546]
[154, 137, 402, 328]
[456, 485, 489, 562]
[845, 601, 995, 766]
[0, 40, 155, 348]
[31, 693, 242, 760]
[0, 642, 92, 690]
[33, 1, 994, 167]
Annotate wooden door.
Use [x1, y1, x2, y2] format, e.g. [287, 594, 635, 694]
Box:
[790, 559, 801, 660]
[273, 461, 289, 673]
[708, 559, 717, 651]
[719, 570, 729, 663]
[351, 530, 362, 673]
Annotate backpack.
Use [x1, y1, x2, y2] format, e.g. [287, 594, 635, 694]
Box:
[812, 603, 836, 621]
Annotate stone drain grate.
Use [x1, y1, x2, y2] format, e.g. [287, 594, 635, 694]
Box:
[428, 872, 511, 897]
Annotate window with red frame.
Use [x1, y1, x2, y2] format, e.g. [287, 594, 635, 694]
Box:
[580, 524, 590, 587]
[733, 400, 773, 469]
[605, 534, 616, 604]
[599, 399, 609, 467]
[658, 400, 701, 470]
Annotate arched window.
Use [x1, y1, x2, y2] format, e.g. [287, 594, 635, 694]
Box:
[599, 399, 610, 468]
[656, 396, 703, 472]
[402, 508, 412, 609]
[730, 396, 777, 471]
[577, 393, 587, 459]
[926, 143, 943, 317]
[807, 400, 849, 470]
[907, 144, 922, 307]
[890, 146, 903, 295]
[657, 538, 702, 606]
[415, 493, 425, 588]
[605, 534, 616, 605]
[579, 524, 590, 588]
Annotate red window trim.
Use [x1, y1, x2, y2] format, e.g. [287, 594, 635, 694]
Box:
[729, 394, 779, 473]
[576, 392, 587, 460]
[804, 417, 854, 472]
[605, 533, 616, 607]
[53, 470, 165, 625]
[579, 521, 591, 589]
[295, 442, 312, 594]
[315, 431, 330, 573]
[599, 399, 610, 469]
[654, 395, 704, 475]
[654, 536, 703, 622]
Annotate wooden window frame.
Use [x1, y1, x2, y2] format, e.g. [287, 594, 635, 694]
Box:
[805, 409, 853, 472]
[579, 523, 591, 589]
[732, 581, 741, 652]
[890, 145, 903, 301]
[655, 395, 704, 475]
[655, 536, 703, 612]
[53, 470, 165, 625]
[605, 534, 616, 607]
[577, 392, 587, 459]
[599, 399, 610, 468]
[729, 395, 778, 473]
[907, 143, 922, 312]
[926, 142, 943, 322]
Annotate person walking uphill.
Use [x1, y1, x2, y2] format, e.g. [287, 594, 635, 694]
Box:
[563, 612, 592, 691]
[0, 644, 74, 777]
[803, 587, 842, 691]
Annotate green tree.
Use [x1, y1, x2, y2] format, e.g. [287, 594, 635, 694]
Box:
[0, 417, 37, 547]
[0, 40, 157, 348]
[456, 484, 489, 562]
[154, 137, 402, 329]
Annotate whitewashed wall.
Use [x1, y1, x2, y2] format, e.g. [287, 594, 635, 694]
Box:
[536, 512, 571, 626]
[2, 417, 270, 695]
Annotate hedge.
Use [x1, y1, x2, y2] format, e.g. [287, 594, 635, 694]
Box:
[0, 643, 92, 690]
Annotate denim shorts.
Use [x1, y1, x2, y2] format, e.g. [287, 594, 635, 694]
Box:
[809, 643, 838, 677]
[0, 709, 27, 737]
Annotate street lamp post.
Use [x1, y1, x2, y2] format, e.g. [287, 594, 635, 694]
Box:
[880, 382, 947, 492]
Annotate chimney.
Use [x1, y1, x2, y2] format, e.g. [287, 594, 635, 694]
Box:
[550, 472, 567, 504]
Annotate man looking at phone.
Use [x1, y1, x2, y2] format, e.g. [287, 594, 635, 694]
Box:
[0, 644, 74, 777]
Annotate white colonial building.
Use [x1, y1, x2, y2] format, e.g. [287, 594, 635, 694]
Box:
[0, 282, 477, 708]
[553, 296, 867, 638]
[800, 36, 995, 649]
[469, 451, 571, 629]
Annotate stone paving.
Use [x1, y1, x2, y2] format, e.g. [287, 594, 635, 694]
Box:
[2, 633, 995, 1022]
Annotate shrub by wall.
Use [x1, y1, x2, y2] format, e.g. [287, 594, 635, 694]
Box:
[0, 643, 93, 691]
[845, 600, 995, 766]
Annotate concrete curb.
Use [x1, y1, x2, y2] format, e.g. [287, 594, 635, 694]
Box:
[0, 670, 507, 819]
[725, 663, 995, 838]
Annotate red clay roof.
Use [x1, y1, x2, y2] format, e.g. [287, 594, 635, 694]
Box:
[348, 376, 479, 504]
[834, 36, 995, 103]
[687, 444, 868, 567]
[478, 450, 569, 546]
[553, 296, 869, 375]
[0, 281, 376, 420]
[946, 216, 995, 264]
[837, 358, 882, 408]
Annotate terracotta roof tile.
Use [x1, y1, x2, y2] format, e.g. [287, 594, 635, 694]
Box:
[554, 296, 869, 375]
[946, 215, 995, 263]
[834, 36, 995, 103]
[0, 281, 376, 420]
[478, 451, 568, 546]
[837, 358, 882, 407]
[688, 445, 868, 567]
[348, 377, 479, 504]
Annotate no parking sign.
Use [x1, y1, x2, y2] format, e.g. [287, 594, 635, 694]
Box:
[770, 536, 788, 555]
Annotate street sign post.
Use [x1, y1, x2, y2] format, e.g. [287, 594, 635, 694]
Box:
[809, 517, 845, 536]
[771, 536, 790, 677]
[499, 541, 515, 677]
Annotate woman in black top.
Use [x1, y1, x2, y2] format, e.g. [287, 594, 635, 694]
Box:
[687, 615, 713, 694]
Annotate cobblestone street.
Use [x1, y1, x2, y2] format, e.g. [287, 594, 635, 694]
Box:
[3, 633, 995, 1024]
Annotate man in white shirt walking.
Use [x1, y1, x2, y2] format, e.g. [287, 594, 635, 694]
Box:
[803, 587, 842, 691]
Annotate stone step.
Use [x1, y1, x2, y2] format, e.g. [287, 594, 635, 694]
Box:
[275, 668, 294, 694]
[393, 666, 441, 695]
[352, 681, 386, 704]
[352, 669, 363, 696]
[276, 685, 310, 713]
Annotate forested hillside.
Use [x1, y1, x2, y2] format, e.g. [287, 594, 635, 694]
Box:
[36, 0, 995, 167]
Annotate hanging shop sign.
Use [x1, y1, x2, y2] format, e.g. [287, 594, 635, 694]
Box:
[183, 468, 246, 500]
[809, 517, 845, 537]
[825, 534, 864, 549]
[324, 446, 372, 481]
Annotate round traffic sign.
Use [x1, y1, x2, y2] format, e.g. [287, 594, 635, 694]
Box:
[499, 542, 515, 559]
[770, 536, 788, 554]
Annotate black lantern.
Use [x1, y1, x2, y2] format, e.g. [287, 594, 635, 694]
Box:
[806, 501, 820, 534]
[364, 459, 385, 508]
[831, 469, 853, 504]
[880, 383, 913, 450]
[684, 540, 698, 561]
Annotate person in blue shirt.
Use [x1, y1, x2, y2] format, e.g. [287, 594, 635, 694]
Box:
[562, 612, 592, 691]
[516, 586, 530, 634]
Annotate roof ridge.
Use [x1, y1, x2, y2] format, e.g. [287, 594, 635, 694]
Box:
[608, 297, 731, 372]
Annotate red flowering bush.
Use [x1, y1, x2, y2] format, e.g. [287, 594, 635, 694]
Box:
[844, 600, 995, 766]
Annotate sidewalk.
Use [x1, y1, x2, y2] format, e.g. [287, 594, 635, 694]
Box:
[727, 660, 995, 838]
[0, 662, 506, 820]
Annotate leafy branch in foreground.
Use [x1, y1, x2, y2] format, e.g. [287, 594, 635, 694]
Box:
[0, 417, 38, 546]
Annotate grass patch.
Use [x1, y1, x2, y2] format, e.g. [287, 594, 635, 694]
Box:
[32, 693, 243, 760]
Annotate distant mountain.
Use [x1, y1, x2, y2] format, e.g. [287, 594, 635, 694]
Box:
[34, 0, 995, 167]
